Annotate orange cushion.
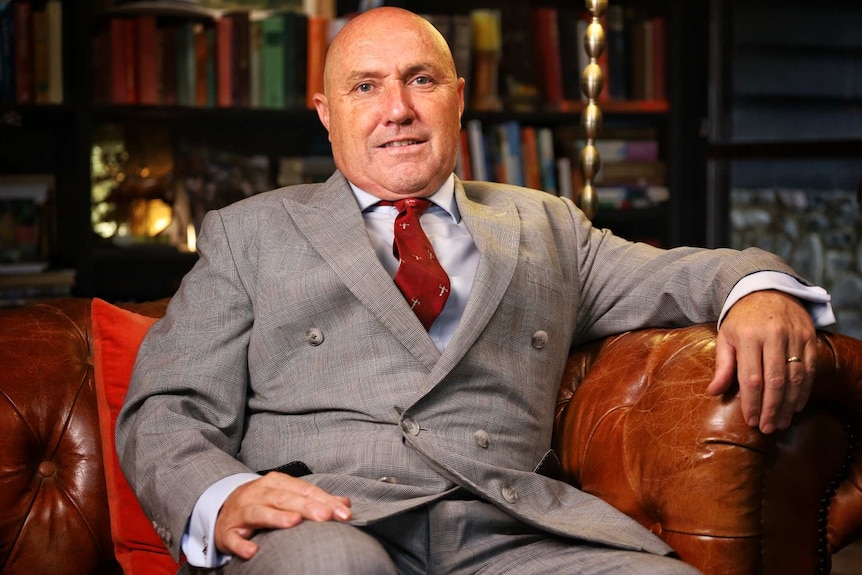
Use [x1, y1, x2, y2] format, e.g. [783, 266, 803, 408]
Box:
[91, 298, 181, 575]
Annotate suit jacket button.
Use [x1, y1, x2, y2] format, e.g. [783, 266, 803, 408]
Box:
[305, 328, 324, 346]
[531, 330, 549, 349]
[401, 418, 420, 436]
[501, 486, 518, 504]
[474, 429, 491, 448]
[378, 476, 398, 484]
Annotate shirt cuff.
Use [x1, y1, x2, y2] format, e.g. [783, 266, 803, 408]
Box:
[718, 271, 836, 328]
[181, 473, 260, 568]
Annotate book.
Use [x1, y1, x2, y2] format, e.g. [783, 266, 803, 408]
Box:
[519, 125, 541, 190]
[0, 268, 75, 307]
[194, 22, 213, 106]
[530, 7, 564, 109]
[449, 14, 473, 105]
[650, 16, 667, 101]
[159, 23, 178, 105]
[215, 15, 233, 106]
[137, 15, 160, 105]
[284, 10, 307, 109]
[45, 0, 62, 103]
[470, 9, 502, 111]
[107, 17, 136, 104]
[575, 139, 659, 162]
[13, 0, 33, 103]
[556, 8, 583, 103]
[32, 7, 48, 103]
[260, 11, 285, 107]
[305, 14, 327, 109]
[605, 4, 628, 100]
[175, 21, 197, 106]
[226, 10, 250, 107]
[596, 160, 666, 186]
[466, 119, 487, 182]
[249, 17, 262, 107]
[536, 127, 557, 194]
[455, 128, 472, 181]
[498, 121, 524, 186]
[0, 1, 13, 102]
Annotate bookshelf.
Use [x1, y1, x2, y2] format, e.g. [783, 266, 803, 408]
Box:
[0, 0, 711, 302]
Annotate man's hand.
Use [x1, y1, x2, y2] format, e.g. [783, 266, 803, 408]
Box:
[706, 290, 817, 434]
[214, 472, 352, 560]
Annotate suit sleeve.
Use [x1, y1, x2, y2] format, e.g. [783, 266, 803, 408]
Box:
[562, 198, 803, 343]
[115, 210, 258, 561]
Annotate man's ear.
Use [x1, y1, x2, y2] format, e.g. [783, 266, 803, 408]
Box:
[313, 92, 330, 132]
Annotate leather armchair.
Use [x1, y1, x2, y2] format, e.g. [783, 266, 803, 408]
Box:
[2, 298, 861, 574]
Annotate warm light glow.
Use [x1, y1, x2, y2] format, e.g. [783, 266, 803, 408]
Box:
[186, 223, 197, 252]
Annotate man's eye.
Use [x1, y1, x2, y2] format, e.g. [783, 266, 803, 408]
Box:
[357, 83, 373, 93]
[413, 76, 432, 85]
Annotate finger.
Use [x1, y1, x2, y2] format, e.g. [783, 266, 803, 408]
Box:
[221, 528, 260, 560]
[734, 336, 765, 429]
[757, 335, 788, 434]
[263, 473, 352, 521]
[706, 333, 737, 397]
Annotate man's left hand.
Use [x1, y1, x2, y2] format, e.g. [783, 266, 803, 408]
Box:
[706, 290, 817, 434]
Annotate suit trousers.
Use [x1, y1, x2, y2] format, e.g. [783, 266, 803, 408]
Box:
[212, 497, 703, 575]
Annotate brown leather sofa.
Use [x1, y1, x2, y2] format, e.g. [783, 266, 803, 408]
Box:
[2, 298, 861, 575]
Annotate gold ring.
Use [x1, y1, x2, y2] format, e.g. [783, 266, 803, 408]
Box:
[786, 356, 802, 363]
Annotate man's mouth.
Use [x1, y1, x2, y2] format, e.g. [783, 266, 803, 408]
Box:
[382, 140, 422, 148]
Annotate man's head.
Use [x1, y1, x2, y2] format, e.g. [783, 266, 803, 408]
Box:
[313, 7, 465, 201]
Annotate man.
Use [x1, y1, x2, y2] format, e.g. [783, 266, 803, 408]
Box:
[117, 7, 833, 574]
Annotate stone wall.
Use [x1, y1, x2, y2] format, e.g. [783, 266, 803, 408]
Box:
[730, 188, 862, 340]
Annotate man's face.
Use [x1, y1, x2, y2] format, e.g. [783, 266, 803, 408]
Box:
[314, 11, 465, 200]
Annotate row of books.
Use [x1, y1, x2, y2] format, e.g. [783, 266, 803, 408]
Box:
[533, 5, 667, 107]
[93, 7, 337, 109]
[0, 269, 75, 307]
[0, 0, 63, 105]
[457, 120, 669, 211]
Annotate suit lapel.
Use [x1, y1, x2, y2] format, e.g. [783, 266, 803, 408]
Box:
[431, 180, 520, 376]
[283, 172, 442, 368]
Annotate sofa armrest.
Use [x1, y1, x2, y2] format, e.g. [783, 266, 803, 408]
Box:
[553, 325, 862, 575]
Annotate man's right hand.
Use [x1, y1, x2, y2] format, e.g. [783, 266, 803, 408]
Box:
[214, 472, 352, 560]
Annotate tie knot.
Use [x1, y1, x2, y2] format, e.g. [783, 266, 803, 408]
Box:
[381, 197, 432, 215]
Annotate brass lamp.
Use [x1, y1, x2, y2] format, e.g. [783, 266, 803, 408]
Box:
[578, 0, 606, 220]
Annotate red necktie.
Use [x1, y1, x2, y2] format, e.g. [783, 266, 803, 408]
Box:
[381, 198, 451, 330]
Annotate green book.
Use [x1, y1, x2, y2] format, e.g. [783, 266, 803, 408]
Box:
[175, 22, 196, 106]
[260, 12, 285, 108]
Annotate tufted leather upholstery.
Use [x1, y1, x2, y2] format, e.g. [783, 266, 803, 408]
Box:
[1, 298, 861, 574]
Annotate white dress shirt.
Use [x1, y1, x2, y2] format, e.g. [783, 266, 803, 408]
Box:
[181, 174, 835, 566]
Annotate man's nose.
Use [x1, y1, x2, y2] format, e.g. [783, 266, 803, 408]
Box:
[383, 84, 415, 124]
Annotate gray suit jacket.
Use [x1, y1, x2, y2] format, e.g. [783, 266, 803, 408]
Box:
[116, 171, 796, 561]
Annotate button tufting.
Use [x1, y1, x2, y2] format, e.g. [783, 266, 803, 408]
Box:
[38, 461, 56, 477]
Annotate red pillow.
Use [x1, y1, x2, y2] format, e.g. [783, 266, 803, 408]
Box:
[91, 298, 181, 575]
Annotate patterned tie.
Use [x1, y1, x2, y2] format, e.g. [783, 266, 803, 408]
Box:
[381, 198, 451, 330]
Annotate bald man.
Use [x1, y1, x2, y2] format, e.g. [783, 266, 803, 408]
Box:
[117, 7, 832, 575]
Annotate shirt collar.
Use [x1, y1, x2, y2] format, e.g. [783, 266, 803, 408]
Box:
[350, 174, 461, 223]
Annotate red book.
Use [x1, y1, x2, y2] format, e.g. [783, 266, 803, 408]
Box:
[305, 15, 328, 110]
[13, 1, 33, 103]
[650, 16, 667, 101]
[108, 17, 134, 104]
[136, 15, 159, 105]
[530, 8, 564, 109]
[215, 16, 233, 107]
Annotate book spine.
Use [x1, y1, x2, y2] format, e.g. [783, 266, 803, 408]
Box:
[160, 24, 177, 105]
[230, 11, 250, 107]
[249, 19, 262, 107]
[13, 1, 33, 103]
[215, 17, 233, 107]
[531, 8, 564, 109]
[520, 125, 541, 190]
[305, 14, 327, 110]
[137, 15, 159, 105]
[194, 22, 210, 106]
[45, 0, 62, 104]
[32, 7, 48, 103]
[466, 119, 487, 182]
[260, 13, 285, 108]
[537, 127, 557, 194]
